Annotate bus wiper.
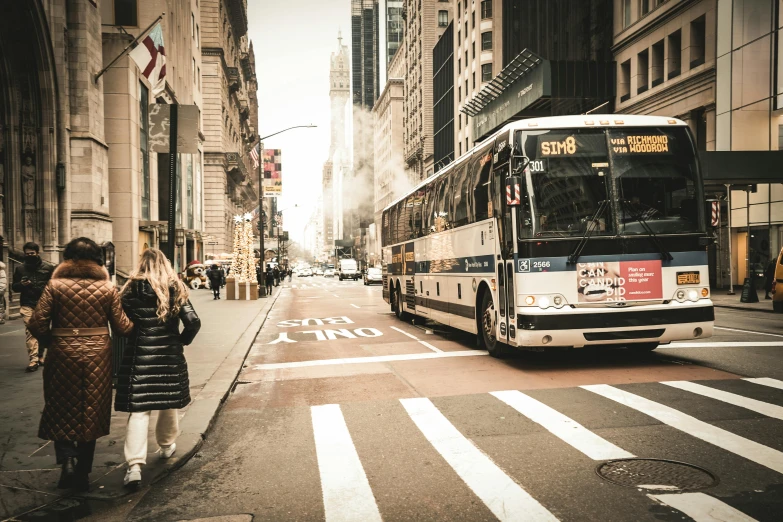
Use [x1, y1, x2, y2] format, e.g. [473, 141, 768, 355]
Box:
[567, 200, 609, 265]
[621, 200, 673, 261]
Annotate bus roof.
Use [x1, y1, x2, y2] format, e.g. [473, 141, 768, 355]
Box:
[382, 114, 687, 213]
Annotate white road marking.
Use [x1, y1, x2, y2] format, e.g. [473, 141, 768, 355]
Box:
[389, 326, 443, 353]
[714, 326, 783, 338]
[490, 390, 635, 460]
[311, 404, 382, 522]
[0, 329, 24, 336]
[649, 492, 758, 522]
[582, 384, 783, 474]
[659, 342, 783, 348]
[661, 381, 783, 420]
[400, 398, 559, 522]
[267, 332, 296, 344]
[350, 304, 360, 308]
[743, 377, 783, 391]
[252, 350, 487, 370]
[333, 294, 340, 298]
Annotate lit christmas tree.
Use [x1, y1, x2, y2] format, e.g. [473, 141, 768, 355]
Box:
[229, 214, 256, 283]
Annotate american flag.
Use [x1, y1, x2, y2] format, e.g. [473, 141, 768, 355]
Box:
[249, 143, 260, 170]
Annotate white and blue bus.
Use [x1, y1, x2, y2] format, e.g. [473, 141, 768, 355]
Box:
[382, 115, 714, 357]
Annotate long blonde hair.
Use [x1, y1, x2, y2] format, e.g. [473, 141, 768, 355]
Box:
[122, 248, 189, 322]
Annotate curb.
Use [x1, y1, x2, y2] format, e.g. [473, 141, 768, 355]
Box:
[713, 303, 778, 314]
[82, 288, 282, 500]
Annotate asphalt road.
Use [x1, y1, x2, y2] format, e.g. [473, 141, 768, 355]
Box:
[69, 278, 783, 522]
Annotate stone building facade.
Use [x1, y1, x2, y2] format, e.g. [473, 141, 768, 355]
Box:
[403, 0, 453, 181]
[201, 0, 259, 257]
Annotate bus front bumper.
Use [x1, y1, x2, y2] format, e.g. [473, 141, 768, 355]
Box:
[514, 301, 714, 348]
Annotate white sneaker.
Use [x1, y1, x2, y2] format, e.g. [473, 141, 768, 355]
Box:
[123, 465, 141, 487]
[159, 443, 176, 459]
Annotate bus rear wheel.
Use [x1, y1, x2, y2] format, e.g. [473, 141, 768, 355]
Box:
[480, 292, 510, 358]
[393, 286, 409, 321]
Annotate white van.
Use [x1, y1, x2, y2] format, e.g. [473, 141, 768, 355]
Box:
[338, 258, 359, 281]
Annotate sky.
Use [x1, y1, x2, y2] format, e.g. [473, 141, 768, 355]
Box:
[247, 1, 352, 245]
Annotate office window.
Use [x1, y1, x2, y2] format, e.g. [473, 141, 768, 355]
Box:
[472, 41, 475, 59]
[471, 11, 475, 28]
[458, 30, 460, 43]
[465, 138, 468, 151]
[640, 0, 650, 16]
[482, 63, 492, 82]
[438, 10, 448, 26]
[651, 39, 664, 86]
[458, 86, 461, 100]
[623, 0, 631, 27]
[690, 15, 705, 68]
[465, 21, 468, 35]
[619, 60, 631, 101]
[196, 25, 200, 48]
[481, 0, 492, 19]
[465, 80, 468, 97]
[197, 67, 201, 90]
[472, 71, 476, 89]
[192, 57, 196, 84]
[102, 0, 138, 26]
[459, 142, 462, 155]
[637, 49, 649, 94]
[668, 30, 681, 79]
[481, 31, 492, 51]
[458, 58, 461, 72]
[191, 13, 195, 37]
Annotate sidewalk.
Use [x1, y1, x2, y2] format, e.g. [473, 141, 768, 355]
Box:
[0, 285, 280, 520]
[710, 290, 779, 314]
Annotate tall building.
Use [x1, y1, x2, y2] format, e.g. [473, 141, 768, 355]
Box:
[201, 0, 259, 258]
[433, 22, 455, 172]
[372, 42, 406, 264]
[351, 0, 381, 268]
[403, 0, 453, 181]
[456, 0, 613, 151]
[323, 33, 351, 258]
[386, 0, 404, 66]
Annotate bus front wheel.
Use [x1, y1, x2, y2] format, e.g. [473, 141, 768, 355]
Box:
[480, 292, 510, 358]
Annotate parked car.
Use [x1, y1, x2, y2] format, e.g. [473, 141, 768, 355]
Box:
[364, 267, 383, 286]
[300, 268, 313, 277]
[324, 268, 335, 278]
[315, 268, 324, 276]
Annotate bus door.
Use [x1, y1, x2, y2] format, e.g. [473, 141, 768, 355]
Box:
[492, 140, 514, 344]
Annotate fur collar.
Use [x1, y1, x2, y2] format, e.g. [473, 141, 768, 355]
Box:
[52, 260, 109, 281]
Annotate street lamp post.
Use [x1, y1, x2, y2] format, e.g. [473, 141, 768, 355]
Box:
[253, 125, 315, 296]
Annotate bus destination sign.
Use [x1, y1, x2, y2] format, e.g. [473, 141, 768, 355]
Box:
[610, 134, 670, 154]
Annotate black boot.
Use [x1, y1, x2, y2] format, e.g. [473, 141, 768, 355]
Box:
[73, 472, 90, 493]
[58, 457, 76, 489]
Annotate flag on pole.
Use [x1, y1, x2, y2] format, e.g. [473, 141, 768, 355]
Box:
[249, 143, 260, 170]
[129, 23, 166, 97]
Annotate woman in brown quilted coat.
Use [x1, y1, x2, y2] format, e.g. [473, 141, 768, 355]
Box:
[28, 237, 134, 492]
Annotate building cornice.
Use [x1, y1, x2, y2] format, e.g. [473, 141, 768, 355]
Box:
[69, 132, 109, 150]
[617, 66, 716, 116]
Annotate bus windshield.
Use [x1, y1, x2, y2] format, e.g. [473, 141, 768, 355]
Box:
[514, 126, 703, 239]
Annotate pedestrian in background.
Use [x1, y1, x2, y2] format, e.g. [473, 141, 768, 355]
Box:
[287, 267, 292, 281]
[12, 242, 54, 371]
[273, 265, 280, 286]
[764, 258, 777, 300]
[27, 237, 134, 492]
[265, 264, 274, 295]
[207, 263, 224, 300]
[116, 248, 201, 488]
[0, 259, 7, 324]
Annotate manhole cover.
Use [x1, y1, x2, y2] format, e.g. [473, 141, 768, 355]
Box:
[596, 458, 719, 492]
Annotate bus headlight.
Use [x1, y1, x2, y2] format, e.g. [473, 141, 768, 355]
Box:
[532, 294, 566, 309]
[538, 296, 551, 309]
[687, 289, 700, 302]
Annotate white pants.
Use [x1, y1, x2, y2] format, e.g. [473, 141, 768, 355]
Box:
[124, 410, 179, 466]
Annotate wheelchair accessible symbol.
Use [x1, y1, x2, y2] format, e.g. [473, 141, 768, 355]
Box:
[518, 259, 531, 272]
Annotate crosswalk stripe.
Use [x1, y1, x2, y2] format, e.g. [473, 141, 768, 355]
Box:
[743, 377, 783, 390]
[661, 381, 783, 420]
[400, 397, 559, 522]
[311, 404, 382, 522]
[582, 384, 783, 475]
[490, 390, 635, 460]
[649, 492, 758, 522]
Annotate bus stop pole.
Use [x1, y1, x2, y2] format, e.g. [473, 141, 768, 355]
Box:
[258, 141, 266, 297]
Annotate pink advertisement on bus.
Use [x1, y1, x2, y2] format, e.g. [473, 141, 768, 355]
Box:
[577, 260, 663, 303]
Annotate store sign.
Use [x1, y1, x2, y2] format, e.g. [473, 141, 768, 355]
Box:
[577, 260, 662, 303]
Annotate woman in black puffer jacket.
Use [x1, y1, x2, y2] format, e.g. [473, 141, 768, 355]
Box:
[116, 248, 201, 488]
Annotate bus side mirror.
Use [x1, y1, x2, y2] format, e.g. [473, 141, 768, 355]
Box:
[505, 176, 523, 207]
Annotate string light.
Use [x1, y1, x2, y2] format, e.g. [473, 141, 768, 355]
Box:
[229, 214, 257, 283]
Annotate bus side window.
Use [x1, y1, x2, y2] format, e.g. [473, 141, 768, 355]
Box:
[382, 210, 389, 247]
[390, 205, 398, 244]
[452, 164, 469, 227]
[435, 177, 450, 232]
[425, 181, 436, 234]
[413, 189, 425, 237]
[474, 150, 492, 221]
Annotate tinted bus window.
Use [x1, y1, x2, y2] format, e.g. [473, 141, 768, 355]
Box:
[452, 163, 470, 227]
[474, 146, 493, 221]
